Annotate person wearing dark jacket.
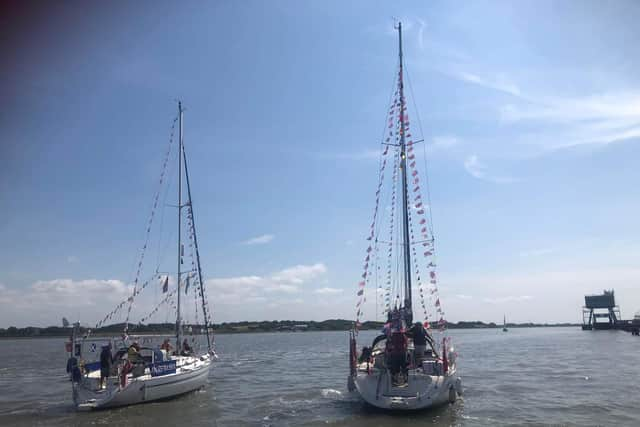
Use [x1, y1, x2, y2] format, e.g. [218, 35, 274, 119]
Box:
[408, 322, 432, 365]
[99, 343, 113, 389]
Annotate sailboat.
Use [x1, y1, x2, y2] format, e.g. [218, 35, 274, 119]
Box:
[65, 102, 216, 410]
[503, 314, 508, 332]
[347, 22, 462, 410]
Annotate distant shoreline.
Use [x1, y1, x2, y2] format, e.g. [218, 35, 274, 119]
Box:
[0, 320, 581, 338]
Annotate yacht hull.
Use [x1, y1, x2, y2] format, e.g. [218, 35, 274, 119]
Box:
[353, 368, 461, 410]
[74, 355, 211, 410]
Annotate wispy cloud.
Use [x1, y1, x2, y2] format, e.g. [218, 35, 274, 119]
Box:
[417, 18, 426, 50]
[325, 149, 381, 161]
[314, 287, 343, 295]
[242, 234, 274, 245]
[431, 135, 459, 151]
[455, 71, 521, 97]
[206, 263, 328, 303]
[482, 295, 533, 304]
[519, 248, 555, 258]
[463, 154, 516, 183]
[499, 92, 640, 151]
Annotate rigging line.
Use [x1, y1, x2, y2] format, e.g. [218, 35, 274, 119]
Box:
[124, 115, 179, 334]
[181, 135, 213, 351]
[155, 132, 179, 272]
[404, 62, 436, 242]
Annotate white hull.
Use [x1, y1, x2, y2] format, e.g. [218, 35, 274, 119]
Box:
[353, 366, 462, 410]
[74, 355, 211, 410]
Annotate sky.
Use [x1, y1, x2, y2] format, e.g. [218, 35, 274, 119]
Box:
[2, 0, 640, 327]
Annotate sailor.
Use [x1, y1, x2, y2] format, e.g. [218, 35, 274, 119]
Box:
[181, 339, 193, 356]
[99, 343, 113, 389]
[386, 323, 409, 386]
[127, 342, 141, 363]
[160, 338, 173, 353]
[408, 322, 431, 366]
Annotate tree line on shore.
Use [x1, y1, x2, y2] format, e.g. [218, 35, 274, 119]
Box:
[0, 319, 579, 337]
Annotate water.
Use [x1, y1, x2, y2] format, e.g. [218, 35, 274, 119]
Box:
[1, 327, 639, 426]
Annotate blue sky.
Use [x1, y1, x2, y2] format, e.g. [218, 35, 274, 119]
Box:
[2, 0, 640, 327]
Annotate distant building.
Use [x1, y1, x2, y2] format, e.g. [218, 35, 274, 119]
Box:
[582, 289, 620, 330]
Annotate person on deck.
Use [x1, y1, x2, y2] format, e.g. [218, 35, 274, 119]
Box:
[127, 342, 141, 364]
[160, 338, 173, 353]
[386, 329, 408, 386]
[99, 343, 113, 389]
[181, 339, 193, 356]
[407, 322, 432, 366]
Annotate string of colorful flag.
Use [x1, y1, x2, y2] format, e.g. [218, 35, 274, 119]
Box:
[354, 89, 400, 331]
[402, 110, 446, 333]
[124, 116, 179, 336]
[354, 65, 448, 333]
[139, 283, 178, 324]
[93, 274, 159, 330]
[383, 146, 400, 314]
[185, 204, 213, 327]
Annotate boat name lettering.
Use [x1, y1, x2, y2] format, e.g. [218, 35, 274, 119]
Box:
[150, 360, 176, 377]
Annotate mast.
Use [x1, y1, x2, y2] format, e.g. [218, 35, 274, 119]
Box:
[181, 139, 213, 353]
[176, 101, 184, 351]
[397, 22, 413, 323]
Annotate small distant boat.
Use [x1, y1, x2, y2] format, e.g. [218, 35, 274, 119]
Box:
[64, 102, 216, 410]
[347, 22, 462, 411]
[503, 315, 508, 332]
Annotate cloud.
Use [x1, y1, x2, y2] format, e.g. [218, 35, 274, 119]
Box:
[463, 154, 517, 183]
[206, 263, 328, 302]
[454, 71, 521, 97]
[326, 149, 381, 161]
[482, 295, 533, 304]
[431, 136, 459, 151]
[242, 234, 274, 245]
[519, 248, 555, 258]
[455, 294, 472, 300]
[314, 287, 343, 295]
[271, 263, 327, 285]
[463, 155, 485, 179]
[0, 279, 134, 327]
[499, 92, 640, 151]
[67, 255, 79, 263]
[417, 18, 426, 50]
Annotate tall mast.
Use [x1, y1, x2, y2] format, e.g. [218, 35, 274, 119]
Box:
[176, 101, 183, 351]
[181, 140, 213, 353]
[397, 22, 413, 323]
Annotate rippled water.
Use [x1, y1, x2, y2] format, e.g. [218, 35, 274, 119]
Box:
[1, 327, 639, 426]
